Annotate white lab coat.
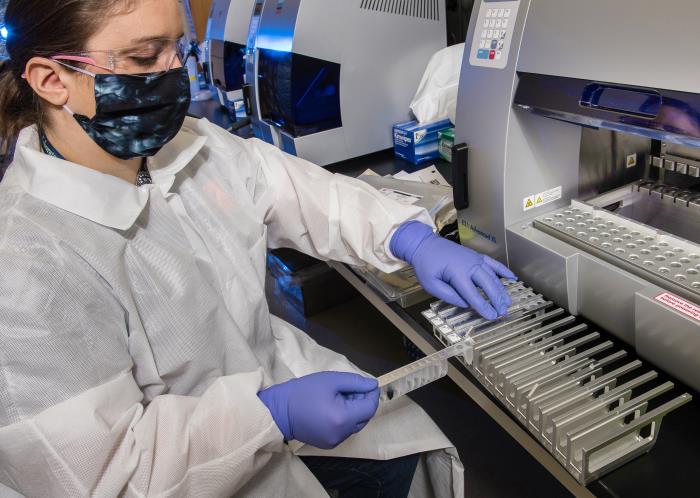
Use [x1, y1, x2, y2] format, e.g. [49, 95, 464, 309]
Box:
[0, 118, 464, 498]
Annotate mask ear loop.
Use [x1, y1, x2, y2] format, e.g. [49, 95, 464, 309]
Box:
[47, 57, 100, 117]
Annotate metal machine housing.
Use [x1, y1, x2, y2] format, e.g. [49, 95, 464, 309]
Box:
[246, 0, 447, 166]
[455, 0, 700, 394]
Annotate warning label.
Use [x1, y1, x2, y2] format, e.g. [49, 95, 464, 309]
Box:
[523, 186, 563, 212]
[655, 293, 700, 322]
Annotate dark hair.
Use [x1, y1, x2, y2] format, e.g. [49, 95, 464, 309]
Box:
[0, 0, 132, 143]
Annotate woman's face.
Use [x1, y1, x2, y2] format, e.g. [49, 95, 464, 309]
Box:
[69, 0, 184, 116]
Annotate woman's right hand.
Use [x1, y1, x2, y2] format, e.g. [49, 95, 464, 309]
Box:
[258, 372, 380, 449]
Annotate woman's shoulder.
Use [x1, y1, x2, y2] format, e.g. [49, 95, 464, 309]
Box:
[0, 186, 66, 260]
[183, 117, 276, 161]
[184, 117, 246, 151]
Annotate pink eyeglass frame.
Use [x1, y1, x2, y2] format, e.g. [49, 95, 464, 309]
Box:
[21, 37, 186, 78]
[21, 55, 105, 79]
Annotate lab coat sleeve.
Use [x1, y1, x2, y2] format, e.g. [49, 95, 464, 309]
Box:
[242, 135, 435, 273]
[0, 240, 284, 497]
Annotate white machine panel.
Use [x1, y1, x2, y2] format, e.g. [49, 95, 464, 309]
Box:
[469, 0, 521, 69]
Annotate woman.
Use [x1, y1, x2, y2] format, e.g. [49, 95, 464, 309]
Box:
[0, 1, 515, 496]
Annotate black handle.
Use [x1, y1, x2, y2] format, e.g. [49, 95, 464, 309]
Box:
[242, 84, 253, 117]
[452, 143, 470, 210]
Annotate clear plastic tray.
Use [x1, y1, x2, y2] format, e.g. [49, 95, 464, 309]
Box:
[351, 264, 430, 308]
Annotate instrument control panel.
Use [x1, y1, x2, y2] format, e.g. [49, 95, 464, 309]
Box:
[469, 0, 521, 70]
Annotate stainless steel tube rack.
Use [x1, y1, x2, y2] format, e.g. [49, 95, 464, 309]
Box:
[422, 283, 692, 485]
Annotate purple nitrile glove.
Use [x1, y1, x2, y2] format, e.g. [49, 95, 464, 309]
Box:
[390, 221, 517, 320]
[258, 372, 380, 449]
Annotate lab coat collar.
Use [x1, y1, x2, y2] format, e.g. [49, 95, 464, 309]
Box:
[7, 125, 207, 231]
[148, 124, 209, 194]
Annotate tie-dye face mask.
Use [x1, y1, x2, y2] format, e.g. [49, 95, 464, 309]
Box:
[54, 61, 191, 159]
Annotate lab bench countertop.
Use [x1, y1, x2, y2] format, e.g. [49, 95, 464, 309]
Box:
[326, 148, 453, 182]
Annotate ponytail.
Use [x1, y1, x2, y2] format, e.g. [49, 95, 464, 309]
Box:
[0, 58, 39, 145]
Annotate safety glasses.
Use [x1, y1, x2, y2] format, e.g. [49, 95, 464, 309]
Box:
[49, 36, 190, 77]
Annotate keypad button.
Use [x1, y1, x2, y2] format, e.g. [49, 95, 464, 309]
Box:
[502, 19, 509, 28]
[498, 8, 505, 17]
[497, 39, 505, 49]
[477, 49, 490, 60]
[495, 19, 502, 28]
[504, 9, 511, 18]
[487, 8, 493, 17]
[483, 19, 489, 28]
[489, 19, 496, 28]
[481, 30, 488, 39]
[479, 39, 486, 49]
[491, 40, 498, 49]
[495, 50, 503, 60]
[500, 31, 507, 39]
[487, 30, 493, 38]
[489, 50, 496, 60]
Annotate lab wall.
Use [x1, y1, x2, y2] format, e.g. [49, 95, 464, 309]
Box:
[189, 0, 214, 41]
[187, 0, 474, 44]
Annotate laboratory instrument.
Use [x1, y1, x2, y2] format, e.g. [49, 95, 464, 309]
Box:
[442, 0, 699, 484]
[454, 0, 700, 391]
[245, 0, 447, 166]
[204, 0, 256, 112]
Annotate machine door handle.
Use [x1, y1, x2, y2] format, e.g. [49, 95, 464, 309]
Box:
[579, 83, 662, 119]
[242, 85, 253, 117]
[452, 143, 470, 210]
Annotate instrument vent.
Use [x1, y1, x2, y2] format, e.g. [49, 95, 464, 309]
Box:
[360, 0, 440, 21]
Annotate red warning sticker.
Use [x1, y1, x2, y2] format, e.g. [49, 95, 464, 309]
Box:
[655, 293, 700, 322]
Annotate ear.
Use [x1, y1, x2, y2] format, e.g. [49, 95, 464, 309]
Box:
[24, 57, 72, 107]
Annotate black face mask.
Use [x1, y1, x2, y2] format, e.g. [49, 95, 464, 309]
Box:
[66, 67, 191, 159]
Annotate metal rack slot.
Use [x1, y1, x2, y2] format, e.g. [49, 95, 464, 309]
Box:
[470, 311, 570, 374]
[564, 383, 678, 480]
[421, 279, 692, 484]
[524, 352, 631, 433]
[576, 394, 692, 483]
[497, 334, 602, 398]
[507, 342, 614, 411]
[549, 370, 659, 459]
[485, 324, 589, 388]
[532, 358, 641, 438]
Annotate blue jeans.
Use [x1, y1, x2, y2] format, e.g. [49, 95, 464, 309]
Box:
[300, 454, 421, 498]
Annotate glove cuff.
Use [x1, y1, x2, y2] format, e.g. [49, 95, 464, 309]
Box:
[258, 387, 293, 441]
[389, 221, 435, 264]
